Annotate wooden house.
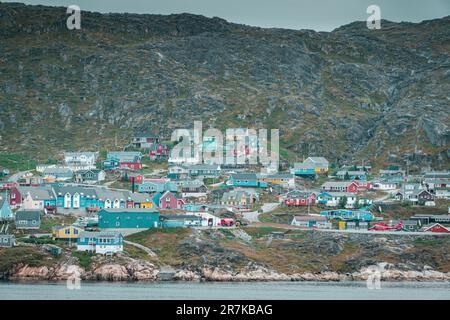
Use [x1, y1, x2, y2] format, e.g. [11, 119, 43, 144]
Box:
[77, 231, 124, 255]
[0, 234, 15, 248]
[52, 225, 83, 240]
[0, 193, 13, 220]
[321, 181, 358, 193]
[187, 164, 221, 179]
[104, 152, 142, 171]
[229, 173, 268, 188]
[158, 191, 184, 210]
[284, 190, 317, 206]
[74, 169, 106, 183]
[98, 208, 159, 229]
[336, 170, 367, 181]
[15, 210, 41, 229]
[63, 152, 99, 171]
[148, 143, 169, 160]
[131, 132, 160, 149]
[291, 215, 331, 229]
[421, 223, 449, 233]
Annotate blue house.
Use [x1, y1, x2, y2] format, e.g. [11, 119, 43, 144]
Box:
[336, 170, 367, 181]
[290, 163, 316, 176]
[54, 186, 98, 209]
[15, 210, 41, 229]
[137, 181, 178, 193]
[98, 208, 160, 229]
[77, 231, 124, 255]
[229, 173, 267, 188]
[320, 209, 374, 221]
[0, 192, 14, 220]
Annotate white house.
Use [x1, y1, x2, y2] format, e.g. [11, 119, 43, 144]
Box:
[21, 187, 56, 210]
[77, 231, 123, 255]
[36, 164, 57, 173]
[64, 152, 99, 171]
[318, 192, 372, 208]
[291, 215, 332, 229]
[372, 181, 398, 190]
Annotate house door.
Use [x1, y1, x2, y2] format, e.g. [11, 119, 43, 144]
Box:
[64, 194, 71, 208]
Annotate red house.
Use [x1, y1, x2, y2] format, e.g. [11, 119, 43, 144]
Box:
[321, 181, 358, 193]
[354, 180, 373, 191]
[120, 161, 142, 171]
[128, 173, 144, 184]
[423, 223, 449, 233]
[158, 191, 185, 210]
[9, 185, 24, 206]
[149, 143, 169, 160]
[285, 191, 317, 206]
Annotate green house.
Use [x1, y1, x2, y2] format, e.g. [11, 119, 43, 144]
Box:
[98, 208, 160, 229]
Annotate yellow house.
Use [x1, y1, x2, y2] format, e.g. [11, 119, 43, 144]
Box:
[140, 201, 153, 209]
[52, 225, 83, 240]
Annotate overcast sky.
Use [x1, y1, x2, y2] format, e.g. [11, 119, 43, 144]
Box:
[4, 0, 450, 31]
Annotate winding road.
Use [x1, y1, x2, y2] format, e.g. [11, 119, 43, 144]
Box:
[243, 202, 280, 223]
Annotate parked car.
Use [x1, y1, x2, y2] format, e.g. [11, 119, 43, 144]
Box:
[219, 218, 234, 227]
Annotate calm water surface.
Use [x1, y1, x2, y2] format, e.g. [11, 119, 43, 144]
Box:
[0, 281, 449, 300]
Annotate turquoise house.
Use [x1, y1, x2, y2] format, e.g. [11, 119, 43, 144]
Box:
[77, 231, 124, 254]
[138, 181, 178, 193]
[0, 193, 13, 220]
[290, 165, 316, 176]
[229, 173, 267, 188]
[320, 209, 374, 221]
[54, 186, 99, 209]
[98, 208, 160, 229]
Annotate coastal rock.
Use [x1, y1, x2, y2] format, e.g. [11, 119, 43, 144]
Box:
[125, 261, 159, 281]
[11, 265, 51, 280]
[173, 269, 201, 281]
[52, 264, 85, 280]
[89, 264, 129, 281]
[201, 267, 234, 281]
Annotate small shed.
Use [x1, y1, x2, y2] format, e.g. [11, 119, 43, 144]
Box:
[0, 234, 15, 248]
[15, 210, 41, 229]
[43, 244, 62, 256]
[270, 231, 285, 239]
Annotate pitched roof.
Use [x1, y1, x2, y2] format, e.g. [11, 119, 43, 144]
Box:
[95, 189, 128, 201]
[100, 208, 158, 214]
[127, 192, 153, 203]
[43, 167, 73, 175]
[336, 170, 366, 176]
[423, 171, 450, 179]
[293, 162, 316, 170]
[107, 151, 142, 162]
[187, 164, 221, 171]
[231, 173, 257, 180]
[293, 215, 327, 221]
[79, 231, 122, 238]
[261, 173, 294, 179]
[177, 179, 205, 188]
[16, 210, 41, 220]
[18, 186, 56, 200]
[160, 214, 201, 220]
[322, 181, 356, 188]
[53, 186, 97, 198]
[305, 157, 329, 164]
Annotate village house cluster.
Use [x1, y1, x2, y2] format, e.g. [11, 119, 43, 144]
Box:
[0, 131, 449, 255]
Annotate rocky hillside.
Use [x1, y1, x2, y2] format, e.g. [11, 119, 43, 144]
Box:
[0, 2, 449, 168]
[1, 228, 450, 282]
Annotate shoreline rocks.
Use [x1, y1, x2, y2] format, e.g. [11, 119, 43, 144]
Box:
[4, 259, 450, 283]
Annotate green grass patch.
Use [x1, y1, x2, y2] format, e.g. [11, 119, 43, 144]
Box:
[0, 246, 56, 273]
[71, 251, 92, 269]
[0, 152, 37, 173]
[243, 226, 286, 238]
